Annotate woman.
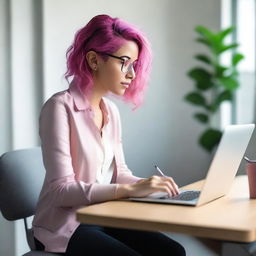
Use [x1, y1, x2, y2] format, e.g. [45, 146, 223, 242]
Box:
[32, 14, 186, 256]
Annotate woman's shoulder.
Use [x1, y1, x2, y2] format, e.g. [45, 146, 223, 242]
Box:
[43, 89, 71, 106]
[40, 90, 72, 114]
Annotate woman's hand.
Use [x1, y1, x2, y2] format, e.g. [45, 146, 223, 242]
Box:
[115, 175, 179, 199]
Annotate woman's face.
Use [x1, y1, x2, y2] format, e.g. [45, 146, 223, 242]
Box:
[95, 40, 139, 96]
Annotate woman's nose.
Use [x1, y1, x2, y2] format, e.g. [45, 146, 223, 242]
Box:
[126, 66, 136, 80]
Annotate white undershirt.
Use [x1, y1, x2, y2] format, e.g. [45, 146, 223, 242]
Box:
[96, 133, 115, 184]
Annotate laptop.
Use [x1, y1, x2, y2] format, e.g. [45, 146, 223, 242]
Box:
[129, 124, 255, 206]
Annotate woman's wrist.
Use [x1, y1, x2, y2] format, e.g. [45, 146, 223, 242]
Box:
[115, 184, 132, 199]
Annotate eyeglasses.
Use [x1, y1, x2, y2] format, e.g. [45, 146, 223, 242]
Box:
[102, 53, 138, 74]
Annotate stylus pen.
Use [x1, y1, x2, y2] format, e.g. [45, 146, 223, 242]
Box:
[154, 165, 166, 177]
[155, 165, 180, 193]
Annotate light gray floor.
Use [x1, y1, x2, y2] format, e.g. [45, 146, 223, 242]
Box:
[166, 232, 256, 256]
[165, 232, 222, 256]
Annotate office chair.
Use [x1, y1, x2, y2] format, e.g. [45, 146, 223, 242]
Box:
[0, 147, 61, 256]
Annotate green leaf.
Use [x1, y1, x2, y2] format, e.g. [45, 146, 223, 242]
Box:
[219, 43, 239, 54]
[215, 90, 233, 104]
[195, 54, 211, 64]
[215, 65, 229, 77]
[199, 128, 222, 152]
[188, 68, 213, 90]
[188, 68, 212, 81]
[218, 76, 239, 90]
[184, 92, 206, 106]
[195, 26, 228, 55]
[207, 104, 218, 113]
[208, 90, 233, 113]
[232, 53, 244, 66]
[196, 38, 210, 47]
[218, 27, 234, 41]
[196, 82, 214, 90]
[195, 26, 215, 40]
[196, 38, 222, 55]
[194, 113, 209, 123]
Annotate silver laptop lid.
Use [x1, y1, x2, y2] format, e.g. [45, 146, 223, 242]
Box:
[197, 124, 255, 206]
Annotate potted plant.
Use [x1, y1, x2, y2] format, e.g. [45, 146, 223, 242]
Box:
[184, 26, 244, 152]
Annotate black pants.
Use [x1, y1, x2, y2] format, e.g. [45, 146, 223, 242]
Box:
[35, 224, 186, 256]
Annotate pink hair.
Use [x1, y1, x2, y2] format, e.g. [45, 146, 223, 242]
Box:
[65, 14, 152, 108]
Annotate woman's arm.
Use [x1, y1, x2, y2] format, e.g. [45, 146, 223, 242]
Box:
[116, 176, 180, 198]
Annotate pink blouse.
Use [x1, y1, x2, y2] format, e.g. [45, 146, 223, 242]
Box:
[32, 82, 141, 253]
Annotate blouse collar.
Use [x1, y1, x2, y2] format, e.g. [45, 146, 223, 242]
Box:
[68, 81, 109, 124]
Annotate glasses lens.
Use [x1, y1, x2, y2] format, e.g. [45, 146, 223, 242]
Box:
[122, 60, 138, 73]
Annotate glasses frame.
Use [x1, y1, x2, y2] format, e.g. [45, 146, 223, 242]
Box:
[100, 53, 137, 74]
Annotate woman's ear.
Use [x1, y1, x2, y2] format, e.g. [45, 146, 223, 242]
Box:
[86, 51, 98, 71]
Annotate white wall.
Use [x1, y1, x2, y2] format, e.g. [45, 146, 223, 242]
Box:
[0, 0, 15, 255]
[0, 0, 221, 255]
[0, 0, 11, 154]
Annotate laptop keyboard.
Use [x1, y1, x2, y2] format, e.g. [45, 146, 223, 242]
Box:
[168, 191, 201, 201]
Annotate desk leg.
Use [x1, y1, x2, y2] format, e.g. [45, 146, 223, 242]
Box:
[222, 242, 256, 256]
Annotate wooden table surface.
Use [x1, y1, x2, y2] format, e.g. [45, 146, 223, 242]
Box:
[77, 175, 256, 242]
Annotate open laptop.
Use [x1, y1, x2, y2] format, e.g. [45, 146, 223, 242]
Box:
[129, 124, 255, 206]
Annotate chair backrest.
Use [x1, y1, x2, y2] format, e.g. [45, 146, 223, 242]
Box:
[0, 147, 45, 221]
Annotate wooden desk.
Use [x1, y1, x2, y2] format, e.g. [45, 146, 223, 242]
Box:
[77, 175, 256, 242]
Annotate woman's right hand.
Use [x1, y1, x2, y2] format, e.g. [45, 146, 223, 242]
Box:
[116, 175, 179, 199]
